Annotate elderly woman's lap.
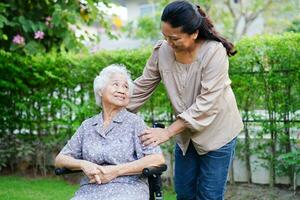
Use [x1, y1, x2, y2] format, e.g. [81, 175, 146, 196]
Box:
[71, 182, 149, 200]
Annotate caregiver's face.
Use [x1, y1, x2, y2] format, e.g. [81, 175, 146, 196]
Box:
[161, 22, 197, 52]
[101, 73, 130, 108]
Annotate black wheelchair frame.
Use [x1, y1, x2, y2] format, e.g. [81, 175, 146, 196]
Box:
[55, 122, 167, 200]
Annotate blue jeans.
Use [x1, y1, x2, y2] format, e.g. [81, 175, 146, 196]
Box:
[174, 138, 237, 200]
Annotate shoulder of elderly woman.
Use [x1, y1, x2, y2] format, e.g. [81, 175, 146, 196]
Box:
[124, 110, 145, 124]
[78, 113, 102, 128]
[75, 111, 145, 131]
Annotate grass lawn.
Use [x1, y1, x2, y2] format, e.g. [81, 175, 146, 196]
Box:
[0, 175, 176, 200]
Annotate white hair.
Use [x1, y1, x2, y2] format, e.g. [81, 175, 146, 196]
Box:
[93, 64, 134, 107]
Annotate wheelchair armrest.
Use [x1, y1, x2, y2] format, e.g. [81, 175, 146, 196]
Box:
[142, 164, 167, 177]
[55, 164, 167, 176]
[55, 164, 167, 200]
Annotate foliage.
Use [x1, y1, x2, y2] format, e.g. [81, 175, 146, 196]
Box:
[286, 17, 300, 33]
[0, 0, 112, 55]
[278, 149, 300, 173]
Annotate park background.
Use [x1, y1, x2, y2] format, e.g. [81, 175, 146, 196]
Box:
[0, 0, 299, 199]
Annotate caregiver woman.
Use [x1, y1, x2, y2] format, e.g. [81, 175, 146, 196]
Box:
[127, 1, 244, 200]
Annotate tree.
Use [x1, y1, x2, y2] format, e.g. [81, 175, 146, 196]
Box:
[216, 0, 299, 41]
[0, 0, 112, 54]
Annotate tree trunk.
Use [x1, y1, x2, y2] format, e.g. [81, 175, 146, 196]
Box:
[229, 163, 235, 185]
[169, 150, 174, 188]
[244, 109, 252, 183]
[284, 83, 294, 188]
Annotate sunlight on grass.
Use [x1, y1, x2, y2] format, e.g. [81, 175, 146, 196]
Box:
[0, 176, 78, 200]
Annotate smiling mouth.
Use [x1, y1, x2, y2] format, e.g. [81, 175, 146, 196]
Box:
[115, 96, 125, 100]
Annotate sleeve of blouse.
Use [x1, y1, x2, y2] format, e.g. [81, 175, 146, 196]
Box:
[126, 40, 163, 113]
[177, 44, 231, 132]
[133, 117, 162, 160]
[59, 124, 84, 159]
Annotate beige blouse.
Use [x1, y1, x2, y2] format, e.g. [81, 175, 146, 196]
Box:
[127, 40, 244, 155]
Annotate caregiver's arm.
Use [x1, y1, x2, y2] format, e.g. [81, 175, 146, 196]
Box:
[127, 41, 163, 113]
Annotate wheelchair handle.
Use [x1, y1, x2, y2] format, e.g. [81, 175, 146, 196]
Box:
[152, 122, 165, 129]
[55, 168, 81, 175]
[143, 164, 167, 177]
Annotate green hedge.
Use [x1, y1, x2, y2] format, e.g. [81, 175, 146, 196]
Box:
[229, 33, 300, 186]
[0, 33, 299, 184]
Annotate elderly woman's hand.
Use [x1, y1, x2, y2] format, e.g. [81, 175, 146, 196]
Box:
[95, 165, 120, 184]
[80, 160, 102, 184]
[140, 128, 171, 147]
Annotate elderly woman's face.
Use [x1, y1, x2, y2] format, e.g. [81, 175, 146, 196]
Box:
[100, 73, 130, 108]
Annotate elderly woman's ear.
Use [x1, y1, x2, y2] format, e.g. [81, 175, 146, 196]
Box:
[98, 90, 102, 97]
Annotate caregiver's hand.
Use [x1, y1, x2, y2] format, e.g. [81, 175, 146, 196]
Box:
[140, 127, 171, 147]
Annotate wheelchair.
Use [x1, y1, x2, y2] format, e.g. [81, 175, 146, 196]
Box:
[55, 122, 167, 200]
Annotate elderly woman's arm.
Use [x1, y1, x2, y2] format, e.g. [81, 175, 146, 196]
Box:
[54, 123, 104, 184]
[55, 154, 103, 184]
[55, 154, 98, 171]
[117, 153, 165, 175]
[97, 153, 165, 184]
[55, 154, 82, 170]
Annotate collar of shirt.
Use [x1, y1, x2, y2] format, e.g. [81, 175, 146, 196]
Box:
[91, 108, 128, 137]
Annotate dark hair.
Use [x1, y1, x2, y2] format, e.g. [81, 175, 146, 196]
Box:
[161, 0, 236, 56]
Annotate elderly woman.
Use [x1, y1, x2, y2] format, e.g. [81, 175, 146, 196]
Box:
[55, 64, 165, 200]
